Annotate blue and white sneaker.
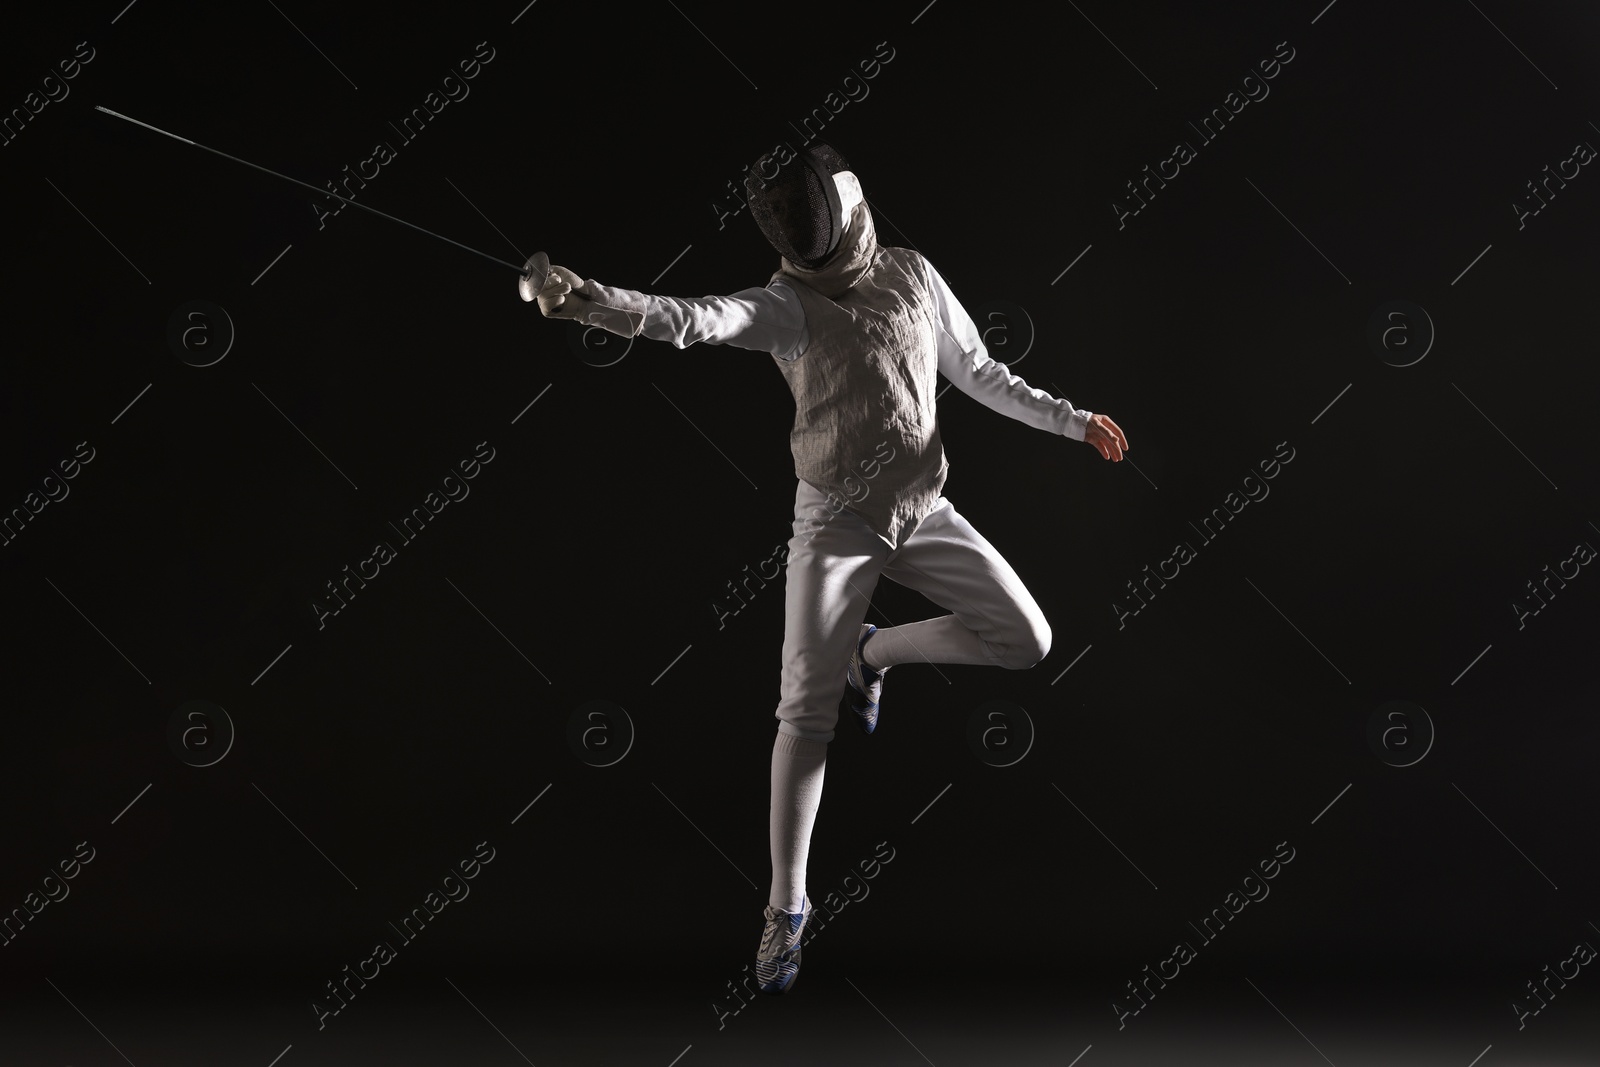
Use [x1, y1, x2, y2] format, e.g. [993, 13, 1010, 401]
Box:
[755, 895, 811, 995]
[845, 624, 889, 734]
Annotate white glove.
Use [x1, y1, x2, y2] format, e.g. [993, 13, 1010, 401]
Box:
[526, 264, 644, 337]
[531, 264, 589, 319]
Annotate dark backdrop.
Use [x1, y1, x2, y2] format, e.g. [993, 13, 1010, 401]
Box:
[2, 1, 1596, 1064]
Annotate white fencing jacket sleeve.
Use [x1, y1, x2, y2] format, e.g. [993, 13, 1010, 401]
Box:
[583, 278, 809, 360]
[920, 255, 1093, 443]
[585, 265, 1093, 442]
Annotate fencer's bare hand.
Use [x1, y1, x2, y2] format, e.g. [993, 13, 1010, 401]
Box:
[536, 265, 588, 319]
[1084, 413, 1129, 461]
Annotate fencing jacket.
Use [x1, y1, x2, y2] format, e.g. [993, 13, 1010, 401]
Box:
[583, 205, 1093, 549]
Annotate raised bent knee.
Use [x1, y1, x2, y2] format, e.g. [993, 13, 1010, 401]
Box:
[1000, 617, 1051, 669]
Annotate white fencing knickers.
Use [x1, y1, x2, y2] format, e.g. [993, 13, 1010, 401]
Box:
[772, 477, 1054, 744]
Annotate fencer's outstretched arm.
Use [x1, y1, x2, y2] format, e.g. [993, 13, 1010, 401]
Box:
[532, 264, 809, 360]
[921, 254, 1129, 461]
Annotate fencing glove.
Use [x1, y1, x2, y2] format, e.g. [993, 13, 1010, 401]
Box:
[530, 264, 584, 316]
[522, 264, 643, 338]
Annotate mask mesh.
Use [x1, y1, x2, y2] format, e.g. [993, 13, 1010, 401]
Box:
[746, 145, 851, 266]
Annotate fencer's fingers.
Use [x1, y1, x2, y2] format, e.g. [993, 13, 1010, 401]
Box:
[1095, 413, 1129, 452]
[1100, 428, 1121, 461]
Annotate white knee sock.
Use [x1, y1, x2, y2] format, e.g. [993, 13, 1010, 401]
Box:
[769, 731, 827, 914]
[863, 614, 992, 669]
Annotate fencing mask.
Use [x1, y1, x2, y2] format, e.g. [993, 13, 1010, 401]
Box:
[745, 144, 856, 269]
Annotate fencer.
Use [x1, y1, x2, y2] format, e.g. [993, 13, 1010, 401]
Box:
[525, 143, 1128, 995]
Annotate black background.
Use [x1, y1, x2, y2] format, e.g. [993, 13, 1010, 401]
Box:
[2, 1, 1596, 1064]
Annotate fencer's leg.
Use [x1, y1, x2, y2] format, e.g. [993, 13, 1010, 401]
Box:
[862, 613, 993, 669]
[867, 497, 1052, 671]
[767, 480, 888, 912]
[768, 732, 826, 912]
